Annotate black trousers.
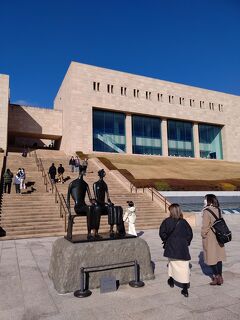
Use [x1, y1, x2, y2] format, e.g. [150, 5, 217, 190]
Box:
[210, 261, 222, 275]
[4, 182, 12, 194]
[15, 184, 21, 193]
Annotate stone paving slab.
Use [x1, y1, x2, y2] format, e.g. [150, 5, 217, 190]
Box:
[0, 216, 240, 320]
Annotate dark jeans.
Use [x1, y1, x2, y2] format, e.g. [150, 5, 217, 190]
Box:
[15, 184, 21, 193]
[4, 182, 12, 194]
[210, 261, 222, 276]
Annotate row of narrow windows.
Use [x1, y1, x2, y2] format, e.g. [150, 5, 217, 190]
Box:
[92, 81, 224, 112]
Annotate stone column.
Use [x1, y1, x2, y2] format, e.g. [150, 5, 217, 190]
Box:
[161, 119, 168, 156]
[193, 123, 200, 158]
[0, 74, 10, 151]
[126, 113, 132, 154]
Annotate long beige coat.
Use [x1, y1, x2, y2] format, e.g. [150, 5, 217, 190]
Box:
[201, 206, 226, 265]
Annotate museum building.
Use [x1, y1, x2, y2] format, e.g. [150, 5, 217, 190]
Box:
[1, 62, 240, 161]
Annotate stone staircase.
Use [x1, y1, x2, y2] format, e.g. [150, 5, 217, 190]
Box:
[0, 152, 64, 239]
[38, 150, 167, 234]
[0, 150, 167, 240]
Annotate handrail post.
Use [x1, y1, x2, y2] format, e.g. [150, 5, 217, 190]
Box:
[129, 260, 145, 288]
[64, 213, 67, 232]
[60, 202, 62, 218]
[74, 268, 92, 298]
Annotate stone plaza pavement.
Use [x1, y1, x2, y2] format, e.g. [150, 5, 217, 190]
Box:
[0, 215, 240, 320]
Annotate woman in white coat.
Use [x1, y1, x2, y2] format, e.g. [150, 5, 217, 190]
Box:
[123, 201, 137, 236]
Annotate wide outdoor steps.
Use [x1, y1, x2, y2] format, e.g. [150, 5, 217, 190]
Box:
[1, 152, 63, 239]
[39, 151, 167, 231]
[1, 150, 167, 240]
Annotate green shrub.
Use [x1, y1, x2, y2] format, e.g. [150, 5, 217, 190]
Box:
[218, 182, 237, 191]
[155, 180, 171, 191]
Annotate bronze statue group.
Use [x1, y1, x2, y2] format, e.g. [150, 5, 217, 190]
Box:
[66, 167, 126, 240]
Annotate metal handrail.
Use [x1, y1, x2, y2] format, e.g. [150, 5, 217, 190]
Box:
[148, 187, 171, 213]
[32, 150, 70, 231]
[61, 193, 71, 232]
[130, 181, 170, 213]
[0, 151, 7, 223]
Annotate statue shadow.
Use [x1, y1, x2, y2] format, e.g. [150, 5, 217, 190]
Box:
[198, 251, 213, 277]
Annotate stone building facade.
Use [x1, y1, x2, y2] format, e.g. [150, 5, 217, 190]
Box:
[1, 62, 240, 161]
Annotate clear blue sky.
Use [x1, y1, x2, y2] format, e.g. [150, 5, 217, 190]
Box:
[0, 0, 240, 108]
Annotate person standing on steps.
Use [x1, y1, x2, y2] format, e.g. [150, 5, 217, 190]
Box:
[57, 164, 65, 183]
[81, 157, 88, 174]
[201, 194, 226, 286]
[49, 163, 57, 184]
[74, 156, 80, 173]
[3, 168, 13, 194]
[19, 168, 26, 193]
[69, 156, 75, 173]
[14, 172, 21, 193]
[159, 203, 193, 298]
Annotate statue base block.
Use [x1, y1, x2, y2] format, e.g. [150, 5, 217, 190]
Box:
[48, 237, 154, 293]
[65, 232, 136, 243]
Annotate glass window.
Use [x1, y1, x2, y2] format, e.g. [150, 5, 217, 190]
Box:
[132, 115, 162, 155]
[167, 120, 194, 157]
[93, 109, 126, 153]
[199, 124, 223, 159]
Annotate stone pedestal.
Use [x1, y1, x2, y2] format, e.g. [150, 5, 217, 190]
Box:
[48, 237, 154, 293]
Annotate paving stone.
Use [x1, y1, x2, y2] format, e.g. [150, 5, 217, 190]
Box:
[0, 217, 240, 319]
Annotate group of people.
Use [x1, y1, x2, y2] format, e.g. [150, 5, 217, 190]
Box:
[48, 157, 89, 184]
[69, 156, 88, 173]
[3, 168, 26, 194]
[159, 194, 226, 298]
[48, 163, 65, 184]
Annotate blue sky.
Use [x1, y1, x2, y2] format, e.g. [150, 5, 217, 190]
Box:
[0, 0, 240, 108]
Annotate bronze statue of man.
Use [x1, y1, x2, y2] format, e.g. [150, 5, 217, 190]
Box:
[93, 169, 125, 237]
[66, 167, 97, 240]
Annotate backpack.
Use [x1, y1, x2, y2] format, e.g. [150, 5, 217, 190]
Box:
[205, 208, 232, 244]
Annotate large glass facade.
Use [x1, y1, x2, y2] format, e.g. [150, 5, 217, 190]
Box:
[199, 124, 223, 159]
[93, 109, 126, 153]
[167, 120, 194, 157]
[132, 115, 162, 155]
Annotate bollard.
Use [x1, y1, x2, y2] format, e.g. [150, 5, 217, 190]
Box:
[74, 267, 92, 298]
[129, 260, 145, 288]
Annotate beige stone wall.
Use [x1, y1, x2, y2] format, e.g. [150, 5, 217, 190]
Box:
[54, 66, 74, 153]
[0, 74, 9, 151]
[54, 62, 240, 161]
[8, 104, 62, 138]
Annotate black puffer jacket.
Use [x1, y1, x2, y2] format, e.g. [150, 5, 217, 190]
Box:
[159, 217, 193, 260]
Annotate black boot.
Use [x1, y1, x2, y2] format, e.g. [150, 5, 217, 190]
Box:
[167, 277, 174, 288]
[181, 284, 189, 297]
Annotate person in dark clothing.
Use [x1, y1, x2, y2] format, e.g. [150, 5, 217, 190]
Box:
[82, 158, 88, 173]
[159, 203, 193, 298]
[57, 164, 65, 183]
[14, 172, 21, 193]
[69, 156, 75, 173]
[48, 163, 57, 184]
[3, 169, 13, 193]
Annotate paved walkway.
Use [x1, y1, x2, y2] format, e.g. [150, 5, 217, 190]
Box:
[0, 215, 240, 320]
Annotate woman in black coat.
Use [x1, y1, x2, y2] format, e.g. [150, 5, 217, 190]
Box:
[159, 203, 193, 297]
